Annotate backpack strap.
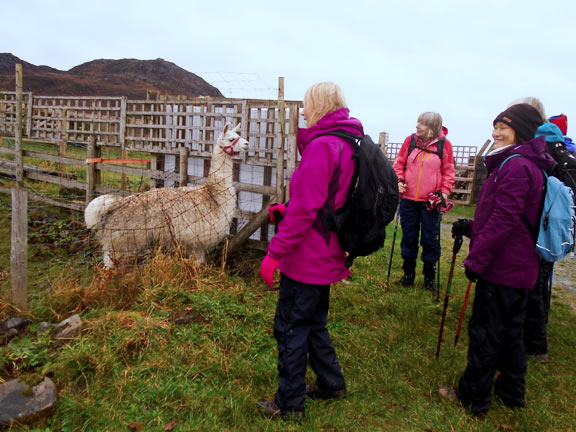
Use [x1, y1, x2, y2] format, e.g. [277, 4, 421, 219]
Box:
[405, 135, 445, 170]
[315, 130, 361, 204]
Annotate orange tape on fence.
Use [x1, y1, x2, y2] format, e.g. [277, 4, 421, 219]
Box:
[86, 158, 151, 164]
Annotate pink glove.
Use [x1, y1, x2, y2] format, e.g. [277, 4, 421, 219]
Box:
[260, 255, 280, 287]
[268, 203, 286, 224]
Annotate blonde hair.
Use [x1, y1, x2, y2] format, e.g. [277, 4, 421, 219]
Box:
[509, 97, 547, 123]
[418, 112, 443, 139]
[303, 82, 347, 127]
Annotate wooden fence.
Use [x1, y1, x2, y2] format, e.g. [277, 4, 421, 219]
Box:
[0, 82, 302, 248]
[0, 87, 492, 250]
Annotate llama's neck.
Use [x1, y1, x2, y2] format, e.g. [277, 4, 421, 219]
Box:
[206, 146, 234, 188]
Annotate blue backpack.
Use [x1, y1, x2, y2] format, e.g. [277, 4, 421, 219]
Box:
[499, 154, 575, 262]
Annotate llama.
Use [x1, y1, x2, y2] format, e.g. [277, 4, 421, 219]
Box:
[84, 123, 249, 268]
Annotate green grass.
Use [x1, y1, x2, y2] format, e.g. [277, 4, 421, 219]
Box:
[0, 200, 575, 431]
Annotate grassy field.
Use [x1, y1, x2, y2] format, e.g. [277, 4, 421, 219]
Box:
[0, 200, 575, 431]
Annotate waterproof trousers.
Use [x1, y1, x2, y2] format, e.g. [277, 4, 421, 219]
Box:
[457, 279, 529, 414]
[273, 274, 346, 413]
[399, 198, 441, 264]
[524, 260, 553, 356]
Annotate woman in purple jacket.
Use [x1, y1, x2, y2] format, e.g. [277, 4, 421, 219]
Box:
[439, 103, 555, 415]
[258, 82, 363, 420]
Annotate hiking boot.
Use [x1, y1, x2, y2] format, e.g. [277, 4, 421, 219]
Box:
[438, 386, 458, 402]
[397, 256, 417, 286]
[397, 273, 416, 286]
[440, 387, 489, 416]
[305, 384, 347, 400]
[533, 353, 549, 363]
[257, 399, 304, 421]
[423, 262, 437, 292]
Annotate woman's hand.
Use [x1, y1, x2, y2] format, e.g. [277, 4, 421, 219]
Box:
[260, 255, 279, 287]
[435, 192, 448, 205]
[398, 181, 407, 194]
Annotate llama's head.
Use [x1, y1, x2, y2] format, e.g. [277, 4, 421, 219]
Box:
[218, 123, 249, 156]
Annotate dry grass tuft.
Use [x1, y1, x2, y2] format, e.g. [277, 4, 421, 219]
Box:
[46, 247, 244, 318]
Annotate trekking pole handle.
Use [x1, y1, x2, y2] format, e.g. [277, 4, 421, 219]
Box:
[453, 234, 463, 255]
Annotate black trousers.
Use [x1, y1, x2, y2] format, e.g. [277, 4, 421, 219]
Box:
[273, 274, 346, 413]
[524, 261, 554, 355]
[457, 279, 529, 414]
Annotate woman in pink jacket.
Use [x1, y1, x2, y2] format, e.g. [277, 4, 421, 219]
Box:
[393, 112, 455, 291]
[258, 82, 363, 420]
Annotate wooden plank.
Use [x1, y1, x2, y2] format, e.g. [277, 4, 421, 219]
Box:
[179, 146, 188, 186]
[29, 191, 85, 211]
[228, 197, 275, 252]
[86, 135, 98, 202]
[23, 170, 86, 189]
[10, 187, 27, 309]
[25, 150, 86, 166]
[275, 78, 285, 203]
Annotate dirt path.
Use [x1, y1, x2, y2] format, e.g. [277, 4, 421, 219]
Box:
[549, 254, 576, 313]
[441, 216, 576, 314]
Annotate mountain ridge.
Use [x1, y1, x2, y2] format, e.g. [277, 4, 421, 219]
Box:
[0, 53, 223, 99]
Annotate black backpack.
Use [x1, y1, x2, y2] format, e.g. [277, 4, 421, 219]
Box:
[319, 130, 399, 267]
[546, 141, 576, 198]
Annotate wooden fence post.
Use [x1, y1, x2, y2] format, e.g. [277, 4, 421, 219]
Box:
[275, 77, 285, 203]
[86, 128, 100, 203]
[120, 97, 127, 191]
[25, 92, 33, 137]
[59, 109, 67, 156]
[15, 64, 24, 187]
[179, 146, 188, 186]
[10, 187, 27, 309]
[378, 131, 389, 156]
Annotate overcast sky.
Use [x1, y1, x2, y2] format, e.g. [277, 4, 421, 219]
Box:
[3, 0, 575, 149]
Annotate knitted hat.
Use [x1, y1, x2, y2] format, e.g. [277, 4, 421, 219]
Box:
[493, 103, 544, 142]
[548, 114, 568, 135]
[535, 123, 564, 143]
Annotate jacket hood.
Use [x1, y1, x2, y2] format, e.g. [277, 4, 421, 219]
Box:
[297, 107, 364, 154]
[535, 123, 565, 143]
[484, 135, 555, 173]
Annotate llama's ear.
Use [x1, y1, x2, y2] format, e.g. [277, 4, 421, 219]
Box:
[232, 123, 241, 133]
[223, 123, 230, 134]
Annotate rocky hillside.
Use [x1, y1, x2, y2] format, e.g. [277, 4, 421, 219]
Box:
[0, 53, 223, 99]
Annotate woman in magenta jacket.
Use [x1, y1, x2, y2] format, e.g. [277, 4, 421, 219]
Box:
[258, 82, 363, 420]
[393, 113, 455, 291]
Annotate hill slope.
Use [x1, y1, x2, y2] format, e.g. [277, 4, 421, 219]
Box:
[0, 53, 223, 99]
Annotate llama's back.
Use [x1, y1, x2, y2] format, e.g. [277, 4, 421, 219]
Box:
[94, 183, 236, 256]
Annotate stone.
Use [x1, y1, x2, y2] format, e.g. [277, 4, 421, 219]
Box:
[3, 317, 30, 331]
[50, 314, 83, 346]
[173, 308, 205, 325]
[0, 317, 31, 346]
[0, 377, 58, 428]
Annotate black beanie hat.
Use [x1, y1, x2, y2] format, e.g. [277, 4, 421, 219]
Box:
[493, 103, 544, 143]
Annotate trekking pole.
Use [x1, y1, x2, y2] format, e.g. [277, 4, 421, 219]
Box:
[436, 218, 442, 302]
[385, 205, 401, 288]
[435, 233, 463, 358]
[454, 280, 473, 347]
[384, 190, 403, 288]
